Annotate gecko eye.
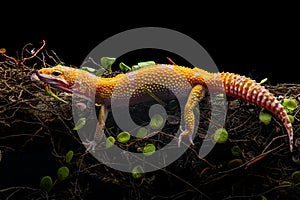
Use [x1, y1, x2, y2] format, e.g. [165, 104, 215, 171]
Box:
[52, 70, 62, 76]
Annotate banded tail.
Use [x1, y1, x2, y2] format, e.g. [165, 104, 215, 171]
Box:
[220, 72, 293, 152]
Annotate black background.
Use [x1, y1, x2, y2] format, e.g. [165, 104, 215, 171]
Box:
[1, 4, 298, 85]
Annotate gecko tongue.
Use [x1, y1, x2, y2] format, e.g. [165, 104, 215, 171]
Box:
[33, 72, 80, 94]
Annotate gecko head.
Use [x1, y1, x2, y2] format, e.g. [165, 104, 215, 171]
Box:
[35, 65, 97, 95]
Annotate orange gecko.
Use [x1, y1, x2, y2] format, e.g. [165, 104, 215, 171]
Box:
[32, 64, 294, 152]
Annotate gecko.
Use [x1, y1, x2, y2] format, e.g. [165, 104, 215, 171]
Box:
[32, 64, 294, 152]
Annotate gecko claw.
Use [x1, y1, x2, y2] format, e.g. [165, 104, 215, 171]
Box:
[189, 134, 194, 146]
[82, 139, 98, 153]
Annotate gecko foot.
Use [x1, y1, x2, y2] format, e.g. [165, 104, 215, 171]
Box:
[82, 139, 98, 153]
[178, 126, 194, 147]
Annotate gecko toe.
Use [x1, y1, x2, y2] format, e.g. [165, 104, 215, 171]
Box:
[178, 131, 194, 147]
[189, 134, 194, 146]
[83, 139, 98, 153]
[178, 135, 182, 147]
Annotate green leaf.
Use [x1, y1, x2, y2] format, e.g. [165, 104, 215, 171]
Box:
[259, 110, 272, 125]
[282, 99, 297, 112]
[143, 144, 156, 156]
[137, 61, 155, 68]
[291, 171, 300, 184]
[119, 62, 131, 72]
[106, 136, 115, 148]
[278, 181, 293, 194]
[73, 117, 86, 130]
[131, 65, 140, 70]
[57, 166, 69, 181]
[213, 128, 228, 144]
[136, 127, 148, 138]
[117, 131, 131, 143]
[288, 115, 294, 123]
[227, 159, 243, 169]
[81, 66, 96, 73]
[100, 57, 116, 69]
[166, 100, 179, 111]
[40, 176, 53, 192]
[95, 68, 106, 76]
[132, 165, 144, 179]
[231, 145, 242, 157]
[149, 114, 164, 130]
[65, 150, 74, 164]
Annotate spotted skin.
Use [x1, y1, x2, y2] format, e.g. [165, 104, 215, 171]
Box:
[35, 64, 294, 152]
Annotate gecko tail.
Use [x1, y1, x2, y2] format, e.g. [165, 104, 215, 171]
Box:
[220, 72, 293, 152]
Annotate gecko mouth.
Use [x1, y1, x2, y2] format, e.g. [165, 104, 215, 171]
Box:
[33, 72, 80, 93]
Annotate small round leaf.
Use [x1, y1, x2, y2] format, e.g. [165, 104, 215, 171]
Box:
[117, 132, 131, 143]
[288, 115, 294, 123]
[65, 150, 74, 164]
[259, 111, 272, 125]
[149, 114, 164, 130]
[231, 146, 242, 157]
[282, 99, 297, 111]
[132, 165, 144, 179]
[106, 136, 115, 148]
[143, 144, 156, 156]
[213, 128, 228, 144]
[291, 171, 300, 184]
[136, 127, 148, 138]
[227, 159, 243, 169]
[40, 176, 53, 192]
[57, 166, 69, 181]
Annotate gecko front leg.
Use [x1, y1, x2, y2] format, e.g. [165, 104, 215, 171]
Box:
[83, 104, 107, 152]
[178, 84, 205, 147]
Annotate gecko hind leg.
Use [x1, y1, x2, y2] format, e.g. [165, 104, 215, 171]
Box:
[178, 84, 205, 147]
[83, 104, 107, 152]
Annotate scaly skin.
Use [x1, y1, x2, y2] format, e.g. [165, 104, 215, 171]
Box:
[34, 64, 294, 152]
